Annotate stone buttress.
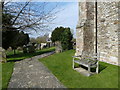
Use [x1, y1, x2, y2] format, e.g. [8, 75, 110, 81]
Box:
[76, 1, 119, 65]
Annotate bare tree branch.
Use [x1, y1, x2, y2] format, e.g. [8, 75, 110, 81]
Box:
[12, 1, 30, 25]
[3, 1, 61, 35]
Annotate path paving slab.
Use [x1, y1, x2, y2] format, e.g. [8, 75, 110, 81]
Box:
[8, 52, 66, 88]
[74, 67, 96, 76]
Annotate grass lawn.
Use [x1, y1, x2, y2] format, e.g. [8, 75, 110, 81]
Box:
[7, 47, 55, 62]
[2, 62, 14, 89]
[40, 50, 119, 88]
[2, 47, 55, 89]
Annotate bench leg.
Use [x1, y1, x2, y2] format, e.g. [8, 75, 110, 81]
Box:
[88, 65, 90, 73]
[72, 59, 74, 69]
[96, 67, 98, 74]
[96, 62, 99, 74]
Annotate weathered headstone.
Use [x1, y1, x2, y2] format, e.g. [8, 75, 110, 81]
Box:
[0, 47, 7, 63]
[27, 43, 35, 53]
[7, 47, 12, 51]
[55, 41, 62, 53]
[37, 44, 41, 50]
[17, 47, 22, 51]
[23, 45, 27, 53]
[47, 43, 50, 48]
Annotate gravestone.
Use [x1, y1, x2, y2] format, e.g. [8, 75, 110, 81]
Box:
[55, 41, 62, 53]
[23, 43, 35, 53]
[17, 47, 23, 51]
[47, 43, 50, 48]
[23, 45, 27, 53]
[37, 44, 41, 50]
[0, 47, 7, 63]
[27, 43, 35, 53]
[7, 47, 12, 51]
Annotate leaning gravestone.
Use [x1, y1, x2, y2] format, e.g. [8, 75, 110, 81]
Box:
[55, 41, 62, 53]
[0, 47, 7, 63]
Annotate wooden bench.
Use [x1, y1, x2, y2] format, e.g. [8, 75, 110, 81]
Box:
[72, 53, 100, 74]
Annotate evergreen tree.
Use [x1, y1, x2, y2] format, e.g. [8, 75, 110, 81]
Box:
[51, 27, 73, 51]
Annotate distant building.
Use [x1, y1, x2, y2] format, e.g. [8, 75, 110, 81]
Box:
[41, 43, 47, 49]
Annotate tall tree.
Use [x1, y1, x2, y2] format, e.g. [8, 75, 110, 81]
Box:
[51, 27, 73, 51]
[2, 1, 59, 53]
[2, 12, 29, 54]
[10, 31, 29, 54]
[2, 28, 29, 54]
[2, 1, 60, 32]
[61, 28, 73, 50]
[51, 27, 64, 42]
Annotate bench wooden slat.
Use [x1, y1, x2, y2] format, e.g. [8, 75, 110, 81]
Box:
[74, 60, 89, 67]
[72, 53, 100, 74]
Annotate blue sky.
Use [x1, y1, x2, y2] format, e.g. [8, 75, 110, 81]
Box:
[29, 2, 78, 38]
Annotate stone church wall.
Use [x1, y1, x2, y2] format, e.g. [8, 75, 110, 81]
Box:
[76, 2, 96, 56]
[97, 2, 119, 65]
[76, 1, 119, 65]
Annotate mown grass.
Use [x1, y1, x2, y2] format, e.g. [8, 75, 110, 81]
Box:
[2, 47, 55, 89]
[7, 47, 55, 62]
[2, 62, 14, 89]
[40, 50, 119, 88]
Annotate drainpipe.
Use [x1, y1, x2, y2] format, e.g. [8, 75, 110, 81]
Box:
[95, 0, 97, 54]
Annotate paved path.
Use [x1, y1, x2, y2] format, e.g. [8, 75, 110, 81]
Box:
[8, 52, 65, 88]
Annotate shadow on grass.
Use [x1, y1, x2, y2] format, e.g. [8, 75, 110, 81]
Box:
[7, 50, 52, 58]
[91, 64, 107, 73]
[99, 64, 107, 73]
[7, 59, 23, 62]
[7, 48, 55, 62]
[75, 64, 107, 73]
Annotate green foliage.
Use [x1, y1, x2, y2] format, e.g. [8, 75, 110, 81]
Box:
[40, 50, 119, 88]
[2, 12, 29, 50]
[51, 27, 65, 42]
[2, 13, 14, 28]
[2, 62, 14, 88]
[51, 27, 73, 50]
[30, 34, 49, 44]
[7, 47, 55, 62]
[61, 28, 73, 50]
[2, 30, 29, 50]
[19, 32, 29, 46]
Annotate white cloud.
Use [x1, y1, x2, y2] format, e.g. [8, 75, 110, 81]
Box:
[50, 2, 78, 37]
[30, 2, 78, 38]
